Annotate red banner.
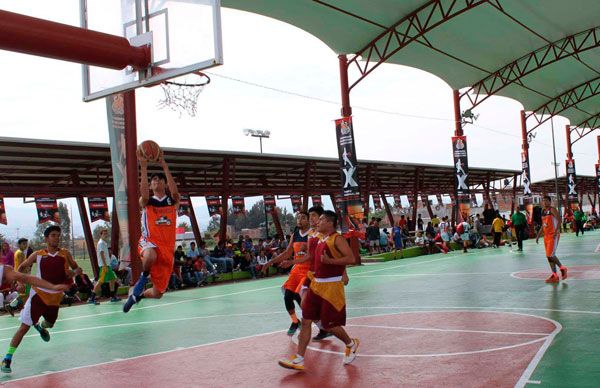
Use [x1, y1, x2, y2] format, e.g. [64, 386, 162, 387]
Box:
[88, 196, 110, 223]
[35, 196, 59, 224]
[0, 196, 6, 225]
[372, 193, 382, 209]
[290, 195, 302, 213]
[264, 195, 276, 213]
[232, 195, 245, 215]
[311, 195, 322, 207]
[206, 195, 221, 217]
[178, 194, 191, 217]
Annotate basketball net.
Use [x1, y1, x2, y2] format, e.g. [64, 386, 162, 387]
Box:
[157, 71, 211, 117]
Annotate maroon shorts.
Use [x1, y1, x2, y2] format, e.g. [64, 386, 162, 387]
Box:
[20, 294, 59, 327]
[301, 288, 346, 330]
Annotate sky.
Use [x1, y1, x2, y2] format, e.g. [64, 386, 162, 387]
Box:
[1, 0, 598, 240]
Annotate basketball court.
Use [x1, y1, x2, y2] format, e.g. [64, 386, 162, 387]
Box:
[1, 232, 599, 387]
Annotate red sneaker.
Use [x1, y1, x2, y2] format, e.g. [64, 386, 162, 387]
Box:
[545, 273, 559, 283]
[560, 266, 568, 280]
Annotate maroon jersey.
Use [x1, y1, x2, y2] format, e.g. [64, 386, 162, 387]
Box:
[313, 233, 345, 278]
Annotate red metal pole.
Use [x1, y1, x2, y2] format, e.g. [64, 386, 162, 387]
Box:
[566, 125, 573, 159]
[188, 197, 203, 244]
[76, 195, 99, 279]
[453, 90, 463, 136]
[219, 194, 229, 242]
[412, 168, 419, 223]
[124, 91, 141, 284]
[381, 193, 395, 227]
[270, 208, 284, 238]
[597, 135, 600, 163]
[520, 110, 528, 153]
[0, 9, 150, 70]
[339, 55, 352, 117]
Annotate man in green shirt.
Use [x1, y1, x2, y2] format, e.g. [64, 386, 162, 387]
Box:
[573, 208, 585, 237]
[511, 210, 527, 252]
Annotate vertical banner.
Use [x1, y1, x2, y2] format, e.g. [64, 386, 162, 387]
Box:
[206, 195, 222, 217]
[596, 164, 600, 204]
[393, 194, 402, 209]
[290, 195, 302, 213]
[372, 193, 382, 210]
[264, 195, 276, 213]
[107, 94, 131, 265]
[566, 159, 578, 208]
[0, 196, 6, 225]
[178, 194, 191, 217]
[436, 194, 443, 206]
[88, 196, 110, 222]
[335, 116, 364, 231]
[311, 195, 322, 207]
[35, 196, 59, 224]
[452, 136, 471, 221]
[232, 195, 245, 215]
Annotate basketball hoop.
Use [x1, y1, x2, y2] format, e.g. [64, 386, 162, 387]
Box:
[157, 71, 211, 117]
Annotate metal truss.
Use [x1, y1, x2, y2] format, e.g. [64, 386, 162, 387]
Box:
[526, 76, 600, 133]
[346, 0, 492, 91]
[571, 114, 600, 145]
[462, 26, 600, 109]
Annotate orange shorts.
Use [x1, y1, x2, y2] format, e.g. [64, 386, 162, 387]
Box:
[544, 235, 559, 257]
[283, 265, 310, 294]
[139, 238, 174, 293]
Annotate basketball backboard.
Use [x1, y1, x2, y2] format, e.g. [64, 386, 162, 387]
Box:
[80, 0, 223, 101]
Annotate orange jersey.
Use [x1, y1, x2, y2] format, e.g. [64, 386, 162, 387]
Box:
[32, 248, 70, 306]
[141, 195, 177, 248]
[542, 209, 559, 238]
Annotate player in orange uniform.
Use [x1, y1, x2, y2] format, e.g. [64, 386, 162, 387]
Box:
[1, 225, 78, 373]
[536, 196, 568, 283]
[123, 150, 179, 313]
[263, 211, 310, 335]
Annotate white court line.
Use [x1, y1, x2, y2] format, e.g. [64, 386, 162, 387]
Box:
[346, 305, 600, 315]
[0, 284, 281, 332]
[350, 254, 459, 276]
[353, 271, 512, 278]
[347, 323, 549, 336]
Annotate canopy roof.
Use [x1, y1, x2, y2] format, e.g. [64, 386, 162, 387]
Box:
[530, 175, 597, 196]
[223, 0, 600, 137]
[0, 137, 517, 198]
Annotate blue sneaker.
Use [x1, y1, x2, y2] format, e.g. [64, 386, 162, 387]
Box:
[122, 294, 138, 313]
[132, 274, 148, 298]
[1, 358, 11, 373]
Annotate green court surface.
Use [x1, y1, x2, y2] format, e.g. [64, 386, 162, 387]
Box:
[1, 232, 599, 387]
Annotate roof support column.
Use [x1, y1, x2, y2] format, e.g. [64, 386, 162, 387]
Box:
[75, 194, 99, 279]
[511, 173, 518, 215]
[363, 165, 372, 220]
[338, 54, 352, 117]
[424, 195, 434, 219]
[188, 197, 203, 244]
[381, 192, 394, 227]
[218, 158, 231, 243]
[302, 162, 311, 212]
[270, 206, 284, 238]
[596, 135, 600, 214]
[412, 168, 419, 225]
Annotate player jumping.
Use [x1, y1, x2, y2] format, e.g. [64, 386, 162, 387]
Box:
[536, 196, 568, 283]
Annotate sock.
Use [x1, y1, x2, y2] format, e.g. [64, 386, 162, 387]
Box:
[5, 346, 16, 360]
[142, 271, 150, 278]
[295, 354, 304, 360]
[346, 339, 355, 348]
[290, 312, 299, 324]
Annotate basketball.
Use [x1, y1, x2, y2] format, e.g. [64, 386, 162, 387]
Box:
[138, 140, 162, 162]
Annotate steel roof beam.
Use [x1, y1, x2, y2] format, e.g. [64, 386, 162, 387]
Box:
[463, 26, 600, 109]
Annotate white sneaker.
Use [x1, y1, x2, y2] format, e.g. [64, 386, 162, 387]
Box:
[343, 338, 360, 365]
[278, 354, 305, 370]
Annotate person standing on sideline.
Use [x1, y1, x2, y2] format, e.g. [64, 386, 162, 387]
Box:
[536, 196, 568, 283]
[89, 229, 120, 304]
[511, 210, 527, 251]
[391, 220, 404, 259]
[491, 212, 504, 247]
[573, 207, 585, 236]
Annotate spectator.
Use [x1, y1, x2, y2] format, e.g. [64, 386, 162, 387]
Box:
[425, 221, 436, 239]
[398, 215, 407, 231]
[416, 214, 424, 231]
[255, 248, 269, 277]
[407, 216, 415, 232]
[574, 207, 585, 236]
[379, 228, 389, 252]
[193, 258, 211, 285]
[414, 231, 425, 248]
[438, 216, 451, 252]
[187, 242, 201, 261]
[109, 247, 132, 286]
[511, 210, 527, 252]
[391, 220, 404, 259]
[0, 242, 14, 267]
[491, 212, 505, 247]
[482, 203, 495, 225]
[365, 219, 380, 255]
[431, 214, 440, 229]
[457, 220, 470, 253]
[198, 241, 219, 273]
[212, 241, 234, 272]
[74, 272, 97, 302]
[181, 258, 202, 287]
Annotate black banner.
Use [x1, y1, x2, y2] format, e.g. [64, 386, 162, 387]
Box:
[452, 135, 471, 220]
[372, 193, 382, 210]
[311, 195, 322, 207]
[232, 195, 245, 215]
[0, 196, 6, 225]
[35, 196, 59, 224]
[88, 196, 110, 222]
[335, 117, 364, 231]
[521, 150, 532, 197]
[393, 194, 402, 209]
[566, 159, 578, 204]
[206, 195, 222, 217]
[178, 194, 191, 217]
[596, 164, 600, 198]
[264, 195, 276, 213]
[290, 195, 302, 213]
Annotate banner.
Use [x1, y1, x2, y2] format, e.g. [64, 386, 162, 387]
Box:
[35, 196, 59, 224]
[206, 195, 222, 217]
[335, 116, 364, 231]
[311, 195, 322, 207]
[436, 194, 443, 206]
[596, 164, 600, 201]
[393, 194, 402, 209]
[521, 150, 532, 197]
[0, 196, 6, 225]
[88, 196, 110, 223]
[452, 135, 471, 221]
[106, 94, 131, 266]
[178, 194, 191, 217]
[566, 159, 578, 206]
[372, 193, 382, 210]
[264, 195, 276, 213]
[232, 195, 245, 215]
[290, 195, 302, 213]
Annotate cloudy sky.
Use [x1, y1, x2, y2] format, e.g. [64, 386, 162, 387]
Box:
[1, 0, 597, 240]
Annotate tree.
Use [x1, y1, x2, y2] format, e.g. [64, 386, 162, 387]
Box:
[31, 202, 72, 249]
[177, 221, 192, 232]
